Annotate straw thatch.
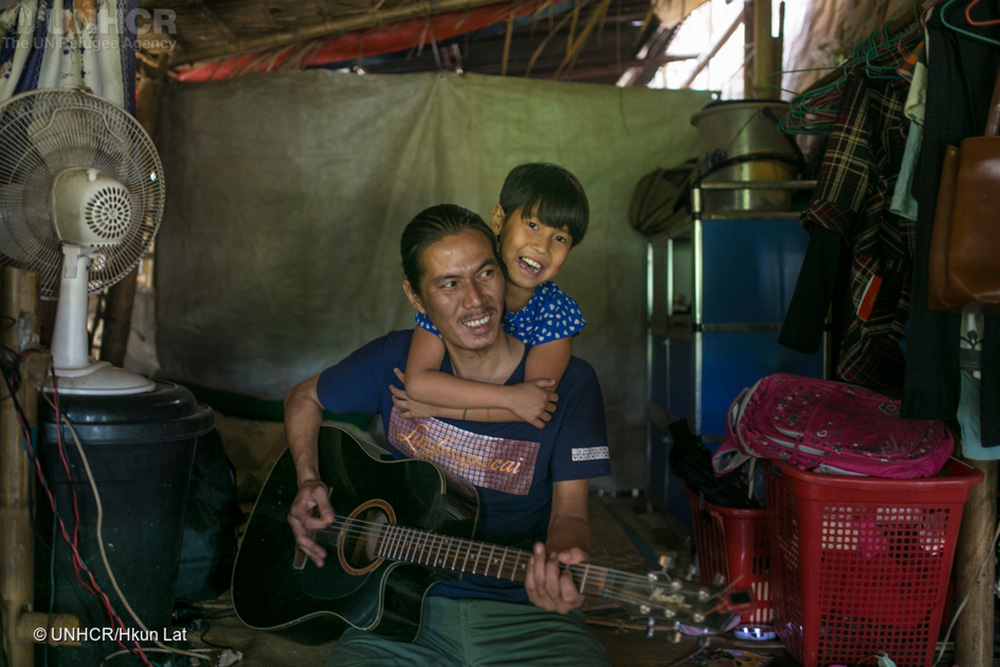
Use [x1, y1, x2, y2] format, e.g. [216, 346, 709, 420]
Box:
[137, 0, 696, 83]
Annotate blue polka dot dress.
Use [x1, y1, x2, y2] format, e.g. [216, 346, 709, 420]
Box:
[415, 281, 586, 344]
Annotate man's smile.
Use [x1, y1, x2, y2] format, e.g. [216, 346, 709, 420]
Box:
[462, 312, 493, 331]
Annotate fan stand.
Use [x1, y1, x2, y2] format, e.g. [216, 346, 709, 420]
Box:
[47, 245, 155, 395]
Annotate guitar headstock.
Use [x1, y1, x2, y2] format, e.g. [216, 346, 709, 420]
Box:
[607, 555, 756, 641]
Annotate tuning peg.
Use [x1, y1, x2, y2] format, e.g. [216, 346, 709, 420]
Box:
[686, 564, 697, 581]
[697, 629, 712, 648]
[645, 617, 655, 638]
[658, 554, 674, 573]
[712, 572, 726, 587]
[668, 621, 683, 643]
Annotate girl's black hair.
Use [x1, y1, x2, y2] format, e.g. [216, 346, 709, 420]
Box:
[498, 163, 589, 245]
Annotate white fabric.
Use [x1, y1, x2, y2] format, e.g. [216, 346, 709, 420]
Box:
[0, 5, 34, 99]
[0, 0, 125, 104]
[154, 70, 713, 486]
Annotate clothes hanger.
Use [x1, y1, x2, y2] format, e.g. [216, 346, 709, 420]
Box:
[964, 0, 1000, 26]
[940, 0, 1000, 47]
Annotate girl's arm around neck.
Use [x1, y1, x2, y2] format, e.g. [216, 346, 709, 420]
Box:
[524, 337, 572, 385]
[395, 328, 559, 427]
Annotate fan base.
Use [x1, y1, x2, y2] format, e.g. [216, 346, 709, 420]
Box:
[47, 360, 156, 396]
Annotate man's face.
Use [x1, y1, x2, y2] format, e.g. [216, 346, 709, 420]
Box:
[404, 229, 506, 353]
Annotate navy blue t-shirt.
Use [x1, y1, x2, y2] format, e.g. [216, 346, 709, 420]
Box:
[315, 330, 611, 603]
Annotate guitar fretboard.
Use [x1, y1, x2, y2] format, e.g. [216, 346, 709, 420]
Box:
[373, 523, 613, 599]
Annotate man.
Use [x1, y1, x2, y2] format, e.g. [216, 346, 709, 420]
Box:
[284, 204, 612, 665]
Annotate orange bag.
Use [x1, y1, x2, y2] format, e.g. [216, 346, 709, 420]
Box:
[928, 68, 1000, 313]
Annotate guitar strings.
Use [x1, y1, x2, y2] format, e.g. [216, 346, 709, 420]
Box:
[315, 515, 680, 588]
[306, 515, 738, 619]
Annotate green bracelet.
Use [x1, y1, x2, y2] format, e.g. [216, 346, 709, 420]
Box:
[462, 408, 468, 420]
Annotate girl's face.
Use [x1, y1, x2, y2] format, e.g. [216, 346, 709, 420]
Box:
[490, 204, 573, 294]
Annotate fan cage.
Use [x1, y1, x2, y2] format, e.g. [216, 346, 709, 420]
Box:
[0, 87, 165, 298]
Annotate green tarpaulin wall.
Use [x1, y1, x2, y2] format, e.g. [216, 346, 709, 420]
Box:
[153, 70, 713, 488]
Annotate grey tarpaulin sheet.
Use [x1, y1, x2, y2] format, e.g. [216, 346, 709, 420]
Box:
[154, 70, 712, 487]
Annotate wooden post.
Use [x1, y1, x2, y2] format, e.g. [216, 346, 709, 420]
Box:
[954, 458, 997, 667]
[0, 267, 46, 667]
[772, 1, 784, 94]
[99, 71, 165, 368]
[748, 0, 774, 100]
[743, 0, 754, 98]
[681, 7, 745, 90]
[98, 269, 138, 367]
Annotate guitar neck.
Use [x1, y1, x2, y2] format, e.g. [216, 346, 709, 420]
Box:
[375, 523, 613, 599]
[233, 429, 748, 637]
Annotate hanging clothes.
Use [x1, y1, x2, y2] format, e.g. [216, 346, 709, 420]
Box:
[779, 49, 912, 392]
[0, 0, 136, 112]
[890, 41, 927, 221]
[902, 1, 1000, 450]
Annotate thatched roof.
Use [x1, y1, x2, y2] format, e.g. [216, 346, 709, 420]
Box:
[136, 0, 704, 84]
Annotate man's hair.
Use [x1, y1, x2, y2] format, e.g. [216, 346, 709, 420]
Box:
[498, 163, 589, 245]
[400, 204, 501, 297]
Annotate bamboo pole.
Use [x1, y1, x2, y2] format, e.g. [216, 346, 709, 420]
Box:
[752, 0, 774, 99]
[173, 0, 536, 66]
[0, 267, 44, 667]
[954, 459, 997, 667]
[771, 1, 784, 94]
[98, 270, 137, 367]
[99, 71, 166, 368]
[681, 6, 744, 89]
[553, 53, 695, 82]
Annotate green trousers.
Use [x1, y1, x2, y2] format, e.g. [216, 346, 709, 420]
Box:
[326, 596, 611, 666]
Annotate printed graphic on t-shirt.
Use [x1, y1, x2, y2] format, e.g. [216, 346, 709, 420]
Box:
[388, 407, 539, 496]
[571, 446, 610, 462]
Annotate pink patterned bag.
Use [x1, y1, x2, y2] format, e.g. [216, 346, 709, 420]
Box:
[712, 373, 954, 478]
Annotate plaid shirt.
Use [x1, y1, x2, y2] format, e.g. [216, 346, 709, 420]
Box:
[796, 61, 912, 390]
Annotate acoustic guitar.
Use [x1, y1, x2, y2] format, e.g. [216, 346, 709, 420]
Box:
[232, 425, 752, 642]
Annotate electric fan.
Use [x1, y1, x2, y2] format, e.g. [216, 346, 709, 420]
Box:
[0, 87, 165, 395]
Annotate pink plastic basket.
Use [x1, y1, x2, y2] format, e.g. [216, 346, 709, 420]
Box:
[682, 485, 772, 628]
[765, 458, 982, 667]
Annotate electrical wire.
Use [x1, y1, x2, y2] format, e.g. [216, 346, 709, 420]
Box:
[196, 618, 232, 651]
[1, 340, 228, 665]
[25, 367, 149, 662]
[46, 372, 142, 663]
[931, 517, 1000, 667]
[100, 646, 216, 665]
[41, 390, 215, 665]
[0, 350, 140, 661]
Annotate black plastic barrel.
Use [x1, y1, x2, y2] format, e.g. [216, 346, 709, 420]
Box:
[33, 381, 213, 666]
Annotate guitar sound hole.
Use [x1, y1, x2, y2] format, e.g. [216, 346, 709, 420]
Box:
[341, 507, 388, 571]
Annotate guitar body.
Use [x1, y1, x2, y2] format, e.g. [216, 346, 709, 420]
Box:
[232, 426, 479, 642]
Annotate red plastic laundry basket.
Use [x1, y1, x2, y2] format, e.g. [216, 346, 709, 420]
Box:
[765, 458, 982, 667]
[682, 485, 772, 629]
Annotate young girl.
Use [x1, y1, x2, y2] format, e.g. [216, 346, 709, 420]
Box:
[392, 162, 589, 428]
